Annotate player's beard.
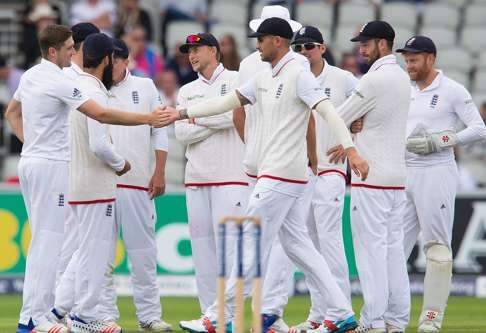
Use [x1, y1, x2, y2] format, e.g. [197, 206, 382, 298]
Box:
[102, 57, 114, 90]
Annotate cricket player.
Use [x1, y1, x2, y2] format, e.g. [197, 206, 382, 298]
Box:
[289, 25, 358, 332]
[396, 36, 486, 332]
[161, 17, 369, 333]
[174, 33, 249, 316]
[5, 24, 165, 333]
[326, 21, 412, 333]
[106, 39, 172, 331]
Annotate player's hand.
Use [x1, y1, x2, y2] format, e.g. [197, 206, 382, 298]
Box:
[160, 106, 181, 126]
[116, 160, 131, 176]
[327, 145, 346, 164]
[148, 106, 166, 128]
[350, 117, 364, 134]
[309, 156, 318, 175]
[148, 172, 166, 199]
[346, 148, 369, 181]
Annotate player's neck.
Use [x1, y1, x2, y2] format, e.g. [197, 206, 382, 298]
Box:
[416, 69, 439, 90]
[270, 48, 290, 68]
[311, 59, 325, 77]
[72, 54, 83, 69]
[200, 62, 219, 81]
[83, 67, 103, 82]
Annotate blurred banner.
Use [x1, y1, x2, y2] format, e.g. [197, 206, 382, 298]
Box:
[0, 190, 485, 296]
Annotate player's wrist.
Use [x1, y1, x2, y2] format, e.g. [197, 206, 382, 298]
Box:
[178, 108, 189, 120]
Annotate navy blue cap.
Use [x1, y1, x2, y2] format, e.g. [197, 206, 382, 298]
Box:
[350, 20, 395, 42]
[71, 22, 100, 44]
[83, 33, 122, 59]
[113, 39, 129, 59]
[179, 33, 220, 53]
[248, 17, 293, 40]
[396, 36, 437, 56]
[291, 26, 324, 45]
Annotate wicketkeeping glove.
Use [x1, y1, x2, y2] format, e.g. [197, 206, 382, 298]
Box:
[406, 127, 458, 155]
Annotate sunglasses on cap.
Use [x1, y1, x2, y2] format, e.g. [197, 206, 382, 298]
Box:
[186, 34, 202, 43]
[291, 42, 322, 52]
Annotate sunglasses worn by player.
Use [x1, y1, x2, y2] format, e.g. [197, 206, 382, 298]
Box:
[292, 42, 322, 52]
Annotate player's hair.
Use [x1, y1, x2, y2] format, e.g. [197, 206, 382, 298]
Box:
[38, 24, 72, 57]
[386, 39, 394, 51]
[83, 53, 109, 68]
[74, 42, 82, 52]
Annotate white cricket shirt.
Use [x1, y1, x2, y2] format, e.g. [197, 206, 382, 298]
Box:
[238, 49, 310, 177]
[13, 59, 89, 161]
[406, 70, 486, 167]
[314, 61, 358, 179]
[175, 64, 247, 186]
[238, 51, 328, 183]
[69, 72, 124, 203]
[110, 70, 169, 190]
[338, 54, 411, 189]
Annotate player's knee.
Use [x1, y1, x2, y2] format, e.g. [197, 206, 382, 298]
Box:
[425, 243, 452, 263]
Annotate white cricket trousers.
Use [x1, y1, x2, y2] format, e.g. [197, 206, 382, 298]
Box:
[205, 179, 353, 322]
[350, 187, 410, 329]
[186, 185, 250, 314]
[306, 173, 351, 322]
[403, 163, 458, 257]
[18, 157, 69, 325]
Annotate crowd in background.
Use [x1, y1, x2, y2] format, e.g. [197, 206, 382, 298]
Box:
[0, 0, 485, 189]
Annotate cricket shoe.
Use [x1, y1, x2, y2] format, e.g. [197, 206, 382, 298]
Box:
[70, 315, 122, 333]
[16, 319, 35, 333]
[353, 324, 386, 333]
[417, 310, 443, 332]
[139, 319, 172, 331]
[261, 315, 289, 333]
[384, 323, 404, 333]
[307, 315, 358, 333]
[31, 320, 69, 333]
[289, 320, 321, 333]
[179, 316, 231, 333]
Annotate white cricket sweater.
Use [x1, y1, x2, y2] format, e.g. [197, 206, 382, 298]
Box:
[338, 54, 411, 189]
[175, 64, 247, 186]
[110, 71, 168, 190]
[314, 61, 358, 178]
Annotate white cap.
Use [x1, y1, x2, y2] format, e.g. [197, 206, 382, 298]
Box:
[249, 5, 302, 33]
[29, 4, 58, 22]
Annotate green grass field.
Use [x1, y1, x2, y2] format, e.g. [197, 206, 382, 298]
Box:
[0, 295, 485, 333]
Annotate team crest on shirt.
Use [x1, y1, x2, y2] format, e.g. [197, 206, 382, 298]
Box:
[430, 94, 439, 108]
[275, 83, 283, 99]
[58, 193, 65, 207]
[72, 88, 82, 98]
[220, 83, 227, 95]
[132, 91, 140, 104]
[324, 87, 331, 98]
[106, 204, 113, 217]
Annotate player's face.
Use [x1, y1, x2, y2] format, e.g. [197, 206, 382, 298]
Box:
[112, 57, 128, 85]
[55, 37, 75, 68]
[403, 53, 433, 82]
[358, 39, 380, 65]
[256, 35, 277, 63]
[188, 45, 215, 73]
[293, 42, 325, 66]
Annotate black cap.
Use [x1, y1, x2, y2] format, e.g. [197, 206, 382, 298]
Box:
[0, 54, 6, 67]
[248, 17, 293, 40]
[71, 22, 100, 44]
[83, 33, 121, 59]
[350, 20, 395, 42]
[113, 39, 129, 59]
[179, 33, 220, 53]
[396, 36, 437, 56]
[291, 26, 324, 45]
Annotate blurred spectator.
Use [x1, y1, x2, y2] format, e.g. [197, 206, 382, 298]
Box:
[340, 52, 362, 78]
[155, 70, 179, 107]
[220, 34, 240, 71]
[123, 25, 164, 79]
[114, 0, 153, 41]
[0, 55, 24, 101]
[20, 3, 59, 69]
[70, 0, 116, 35]
[165, 43, 198, 86]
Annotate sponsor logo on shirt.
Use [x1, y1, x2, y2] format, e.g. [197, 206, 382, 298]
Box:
[72, 88, 82, 98]
[132, 91, 139, 104]
[430, 94, 439, 108]
[187, 94, 205, 101]
[324, 87, 331, 98]
[106, 204, 113, 217]
[220, 83, 227, 96]
[275, 83, 283, 99]
[353, 89, 364, 99]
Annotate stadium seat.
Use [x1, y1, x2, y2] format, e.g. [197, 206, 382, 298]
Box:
[296, 2, 334, 32]
[419, 26, 456, 49]
[252, 2, 265, 21]
[380, 2, 417, 31]
[422, 3, 460, 30]
[338, 3, 375, 27]
[473, 70, 486, 93]
[472, 92, 486, 107]
[463, 4, 486, 27]
[333, 25, 359, 53]
[210, 2, 247, 26]
[393, 27, 415, 52]
[476, 50, 486, 70]
[440, 0, 470, 9]
[210, 23, 249, 52]
[446, 70, 470, 88]
[436, 47, 473, 73]
[461, 27, 486, 54]
[165, 21, 205, 55]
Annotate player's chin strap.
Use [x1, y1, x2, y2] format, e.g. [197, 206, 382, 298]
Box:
[406, 123, 458, 155]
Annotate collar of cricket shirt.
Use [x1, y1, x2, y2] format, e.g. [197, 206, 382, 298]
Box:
[316, 59, 330, 81]
[198, 63, 225, 85]
[413, 69, 443, 93]
[70, 62, 84, 75]
[79, 71, 110, 95]
[272, 50, 295, 77]
[41, 58, 63, 73]
[114, 69, 130, 87]
[368, 53, 397, 72]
